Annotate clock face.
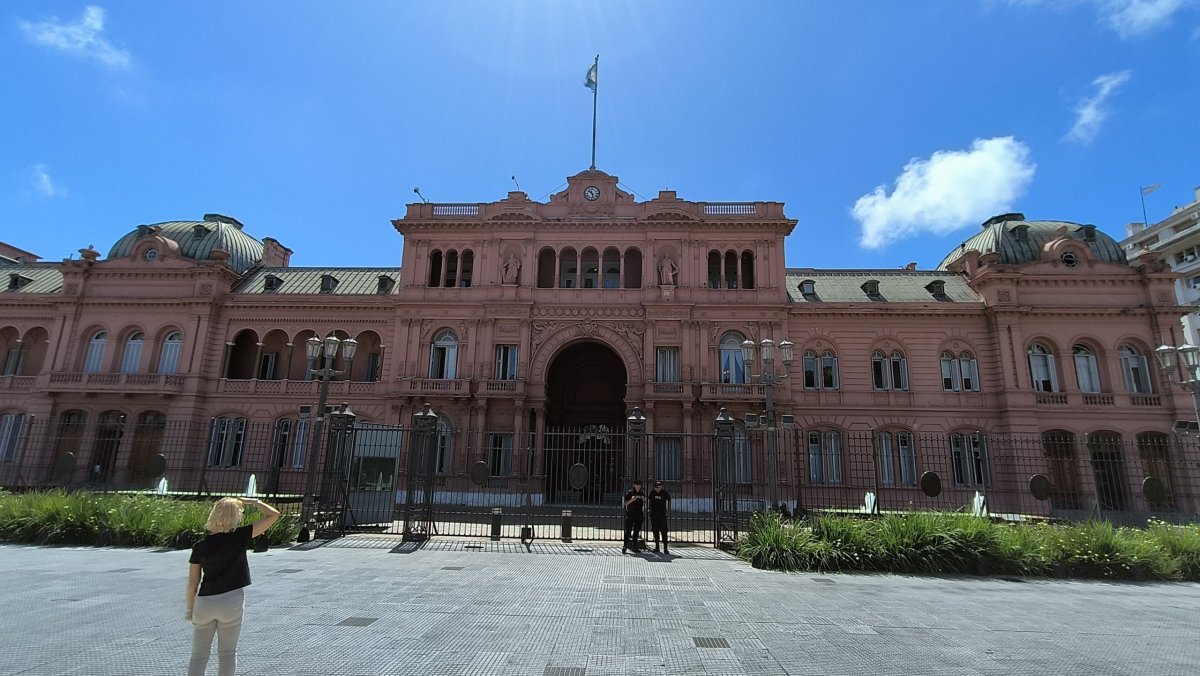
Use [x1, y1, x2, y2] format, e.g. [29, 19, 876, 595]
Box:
[143, 249, 159, 261]
[584, 186, 600, 201]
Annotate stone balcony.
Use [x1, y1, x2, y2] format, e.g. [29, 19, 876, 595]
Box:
[699, 383, 766, 401]
[45, 372, 186, 395]
[476, 379, 525, 398]
[402, 378, 471, 397]
[0, 376, 36, 391]
[643, 382, 695, 401]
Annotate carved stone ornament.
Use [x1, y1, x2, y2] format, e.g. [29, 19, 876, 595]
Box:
[200, 284, 213, 295]
[998, 290, 1012, 302]
[1157, 291, 1171, 304]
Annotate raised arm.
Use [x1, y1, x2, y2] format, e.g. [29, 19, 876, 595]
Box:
[243, 498, 281, 538]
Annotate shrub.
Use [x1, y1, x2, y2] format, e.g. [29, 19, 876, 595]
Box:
[0, 491, 299, 549]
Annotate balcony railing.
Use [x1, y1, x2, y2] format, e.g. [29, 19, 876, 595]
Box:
[1082, 394, 1115, 406]
[703, 203, 758, 216]
[1035, 393, 1069, 405]
[46, 372, 186, 394]
[701, 383, 766, 400]
[406, 378, 470, 396]
[431, 204, 481, 217]
[478, 379, 524, 397]
[0, 376, 36, 390]
[216, 379, 378, 396]
[1130, 394, 1161, 407]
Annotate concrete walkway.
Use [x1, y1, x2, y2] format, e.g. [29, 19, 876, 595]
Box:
[1, 537, 1197, 675]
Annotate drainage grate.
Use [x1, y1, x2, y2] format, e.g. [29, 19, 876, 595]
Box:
[275, 568, 303, 574]
[811, 578, 836, 583]
[104, 568, 139, 573]
[441, 566, 465, 571]
[572, 548, 593, 553]
[543, 668, 585, 676]
[693, 637, 730, 649]
[337, 617, 378, 627]
[465, 544, 484, 549]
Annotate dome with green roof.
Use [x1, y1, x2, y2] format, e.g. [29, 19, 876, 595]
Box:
[938, 213, 1127, 270]
[107, 214, 265, 274]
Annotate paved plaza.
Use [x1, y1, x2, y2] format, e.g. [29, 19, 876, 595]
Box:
[1, 537, 1197, 676]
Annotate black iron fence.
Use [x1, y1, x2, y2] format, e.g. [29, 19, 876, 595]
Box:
[1, 415, 1197, 543]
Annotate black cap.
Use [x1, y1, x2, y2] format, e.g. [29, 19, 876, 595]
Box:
[654, 481, 663, 487]
[632, 479, 642, 484]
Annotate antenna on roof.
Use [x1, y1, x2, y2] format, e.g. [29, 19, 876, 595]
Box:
[413, 187, 429, 204]
[511, 175, 521, 191]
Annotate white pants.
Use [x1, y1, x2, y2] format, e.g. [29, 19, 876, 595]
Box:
[188, 588, 244, 676]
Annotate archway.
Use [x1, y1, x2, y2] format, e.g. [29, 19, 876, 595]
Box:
[544, 341, 627, 504]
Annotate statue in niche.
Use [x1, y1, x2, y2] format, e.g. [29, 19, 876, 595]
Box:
[501, 254, 521, 285]
[658, 255, 679, 286]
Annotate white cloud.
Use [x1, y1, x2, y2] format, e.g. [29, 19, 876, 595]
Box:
[1065, 70, 1132, 144]
[852, 137, 1036, 249]
[31, 165, 66, 198]
[1100, 0, 1190, 38]
[18, 6, 130, 68]
[1008, 0, 1193, 38]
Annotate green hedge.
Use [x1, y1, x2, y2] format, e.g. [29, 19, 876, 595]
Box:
[0, 490, 300, 549]
[737, 512, 1200, 581]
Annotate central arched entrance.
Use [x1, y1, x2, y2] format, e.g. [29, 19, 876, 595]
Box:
[544, 341, 628, 504]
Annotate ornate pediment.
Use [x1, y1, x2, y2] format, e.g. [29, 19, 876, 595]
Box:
[640, 208, 700, 222]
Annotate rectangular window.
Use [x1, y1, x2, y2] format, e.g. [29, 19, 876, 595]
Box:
[821, 354, 838, 389]
[495, 344, 518, 380]
[719, 347, 747, 384]
[83, 340, 105, 374]
[826, 431, 842, 484]
[206, 418, 247, 467]
[960, 356, 979, 392]
[808, 431, 842, 484]
[1030, 354, 1057, 392]
[655, 348, 680, 382]
[430, 344, 458, 379]
[653, 436, 682, 481]
[808, 432, 824, 483]
[890, 355, 908, 390]
[734, 435, 752, 483]
[941, 355, 959, 391]
[0, 414, 25, 462]
[1075, 353, 1100, 393]
[487, 434, 513, 476]
[871, 357, 887, 390]
[435, 430, 451, 475]
[1121, 354, 1151, 394]
[898, 433, 917, 486]
[258, 352, 278, 380]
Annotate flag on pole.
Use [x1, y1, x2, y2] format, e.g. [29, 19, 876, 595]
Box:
[584, 62, 598, 92]
[1141, 183, 1162, 196]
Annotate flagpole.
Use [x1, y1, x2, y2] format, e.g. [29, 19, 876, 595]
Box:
[1140, 187, 1151, 228]
[590, 54, 598, 170]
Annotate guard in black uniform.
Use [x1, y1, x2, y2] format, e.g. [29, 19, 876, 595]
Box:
[648, 481, 671, 554]
[622, 479, 645, 554]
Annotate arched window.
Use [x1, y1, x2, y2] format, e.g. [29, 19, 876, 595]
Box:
[622, 248, 642, 288]
[129, 411, 166, 482]
[120, 332, 144, 374]
[0, 412, 25, 462]
[1041, 430, 1081, 510]
[581, 247, 599, 289]
[723, 251, 738, 289]
[207, 416, 247, 467]
[740, 251, 755, 290]
[718, 333, 747, 384]
[601, 248, 620, 289]
[1137, 432, 1176, 511]
[428, 250, 443, 287]
[1118, 345, 1152, 394]
[1087, 431, 1128, 511]
[1073, 344, 1101, 393]
[429, 330, 458, 379]
[91, 411, 127, 482]
[1028, 343, 1058, 392]
[83, 331, 107, 373]
[158, 332, 183, 374]
[802, 351, 839, 390]
[458, 250, 473, 287]
[940, 351, 960, 391]
[435, 416, 452, 475]
[950, 432, 989, 487]
[941, 351, 980, 392]
[707, 251, 721, 289]
[559, 248, 578, 288]
[872, 351, 908, 391]
[807, 430, 842, 484]
[272, 418, 293, 470]
[54, 410, 87, 458]
[536, 247, 556, 288]
[723, 422, 752, 484]
[878, 431, 917, 486]
[959, 352, 979, 391]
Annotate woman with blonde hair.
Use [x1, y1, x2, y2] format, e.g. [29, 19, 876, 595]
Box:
[185, 496, 280, 676]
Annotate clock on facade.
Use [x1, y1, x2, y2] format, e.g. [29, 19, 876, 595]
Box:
[584, 186, 600, 201]
[143, 249, 158, 261]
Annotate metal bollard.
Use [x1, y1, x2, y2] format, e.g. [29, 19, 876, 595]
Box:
[490, 507, 502, 541]
[561, 509, 572, 542]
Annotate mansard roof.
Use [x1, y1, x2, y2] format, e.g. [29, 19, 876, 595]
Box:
[0, 259, 64, 294]
[108, 215, 265, 274]
[939, 215, 1128, 270]
[234, 267, 401, 295]
[784, 269, 979, 304]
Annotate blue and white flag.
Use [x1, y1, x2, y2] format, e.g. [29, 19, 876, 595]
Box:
[1141, 183, 1162, 196]
[584, 62, 597, 92]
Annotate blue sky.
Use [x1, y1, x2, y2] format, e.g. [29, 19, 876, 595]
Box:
[2, 1, 1198, 270]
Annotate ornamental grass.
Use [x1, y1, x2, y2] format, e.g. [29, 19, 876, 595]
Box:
[0, 490, 300, 549]
[737, 511, 1200, 581]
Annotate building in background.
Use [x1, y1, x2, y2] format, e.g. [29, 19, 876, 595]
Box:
[1120, 186, 1200, 345]
[0, 168, 1193, 531]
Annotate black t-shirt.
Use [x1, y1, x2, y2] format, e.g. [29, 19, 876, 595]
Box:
[648, 489, 671, 514]
[623, 489, 645, 516]
[189, 524, 253, 596]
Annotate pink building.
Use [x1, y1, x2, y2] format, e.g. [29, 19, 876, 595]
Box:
[0, 168, 1195, 538]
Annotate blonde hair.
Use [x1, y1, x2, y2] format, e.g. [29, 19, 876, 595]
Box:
[205, 498, 244, 533]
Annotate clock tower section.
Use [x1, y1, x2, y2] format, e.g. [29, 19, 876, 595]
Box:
[550, 168, 633, 216]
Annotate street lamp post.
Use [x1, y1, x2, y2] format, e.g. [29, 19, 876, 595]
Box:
[740, 337, 795, 510]
[1154, 343, 1200, 428]
[301, 334, 358, 529]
